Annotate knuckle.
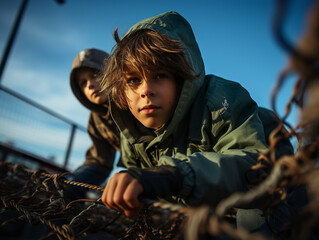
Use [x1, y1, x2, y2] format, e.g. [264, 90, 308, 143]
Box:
[123, 194, 134, 204]
[113, 172, 121, 178]
[106, 196, 114, 206]
[113, 196, 123, 205]
[131, 178, 139, 185]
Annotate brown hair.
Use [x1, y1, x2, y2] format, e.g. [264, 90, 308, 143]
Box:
[99, 28, 197, 109]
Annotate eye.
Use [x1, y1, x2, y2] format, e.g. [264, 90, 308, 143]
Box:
[126, 77, 141, 85]
[155, 73, 168, 79]
[79, 80, 87, 88]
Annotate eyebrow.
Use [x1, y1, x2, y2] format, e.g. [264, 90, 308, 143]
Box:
[124, 71, 140, 78]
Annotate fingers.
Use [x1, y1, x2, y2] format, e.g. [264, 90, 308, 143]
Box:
[123, 178, 143, 209]
[101, 172, 144, 217]
[102, 174, 121, 212]
[122, 178, 144, 217]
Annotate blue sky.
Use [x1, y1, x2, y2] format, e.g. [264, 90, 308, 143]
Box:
[0, 0, 314, 169]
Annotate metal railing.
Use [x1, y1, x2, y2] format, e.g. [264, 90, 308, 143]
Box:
[0, 84, 89, 172]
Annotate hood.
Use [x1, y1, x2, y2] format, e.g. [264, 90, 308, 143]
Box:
[112, 11, 206, 144]
[70, 48, 109, 113]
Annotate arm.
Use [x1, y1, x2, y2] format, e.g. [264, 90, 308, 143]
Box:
[159, 79, 270, 206]
[83, 113, 120, 175]
[160, 127, 266, 206]
[67, 113, 119, 200]
[101, 165, 182, 216]
[157, 80, 293, 206]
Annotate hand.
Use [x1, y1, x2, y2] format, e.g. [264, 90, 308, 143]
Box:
[101, 171, 144, 217]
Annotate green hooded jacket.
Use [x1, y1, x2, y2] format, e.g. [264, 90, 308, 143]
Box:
[110, 11, 293, 207]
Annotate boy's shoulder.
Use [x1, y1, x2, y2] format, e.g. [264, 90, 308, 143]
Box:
[204, 74, 248, 105]
[205, 74, 244, 95]
[196, 75, 256, 120]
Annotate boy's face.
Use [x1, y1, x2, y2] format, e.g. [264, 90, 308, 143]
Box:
[124, 70, 178, 130]
[76, 67, 107, 105]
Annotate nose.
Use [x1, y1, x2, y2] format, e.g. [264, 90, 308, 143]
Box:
[140, 80, 154, 98]
[87, 79, 97, 89]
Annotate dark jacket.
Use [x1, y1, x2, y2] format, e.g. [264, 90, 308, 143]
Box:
[68, 49, 121, 197]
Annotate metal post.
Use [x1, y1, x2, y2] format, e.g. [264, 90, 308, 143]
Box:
[0, 0, 29, 83]
[63, 124, 76, 170]
[0, 0, 65, 84]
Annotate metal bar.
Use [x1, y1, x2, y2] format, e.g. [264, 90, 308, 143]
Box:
[0, 143, 66, 173]
[0, 0, 29, 82]
[0, 85, 86, 131]
[63, 124, 76, 169]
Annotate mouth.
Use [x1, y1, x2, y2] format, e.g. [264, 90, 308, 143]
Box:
[139, 105, 160, 114]
[91, 91, 99, 97]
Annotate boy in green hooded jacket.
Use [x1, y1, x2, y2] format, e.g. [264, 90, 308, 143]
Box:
[99, 11, 294, 232]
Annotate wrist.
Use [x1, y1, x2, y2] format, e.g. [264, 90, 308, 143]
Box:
[125, 166, 184, 199]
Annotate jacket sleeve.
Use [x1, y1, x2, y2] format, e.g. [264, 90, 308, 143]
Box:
[159, 78, 271, 207]
[83, 113, 118, 178]
[257, 107, 294, 158]
[66, 113, 118, 201]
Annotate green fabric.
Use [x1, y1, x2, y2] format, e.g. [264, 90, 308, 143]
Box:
[110, 11, 290, 207]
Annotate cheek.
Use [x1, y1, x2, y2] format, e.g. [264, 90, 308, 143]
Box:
[83, 88, 91, 99]
[124, 89, 130, 102]
[166, 84, 178, 104]
[124, 90, 134, 108]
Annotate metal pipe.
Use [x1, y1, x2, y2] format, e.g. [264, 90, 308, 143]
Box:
[63, 124, 76, 169]
[0, 0, 29, 83]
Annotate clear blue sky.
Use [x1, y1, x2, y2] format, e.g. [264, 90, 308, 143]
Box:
[0, 0, 314, 169]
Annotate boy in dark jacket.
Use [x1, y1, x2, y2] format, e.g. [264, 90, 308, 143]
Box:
[99, 11, 294, 234]
[68, 48, 121, 200]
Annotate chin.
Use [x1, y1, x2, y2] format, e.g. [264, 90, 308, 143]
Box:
[141, 121, 159, 130]
[95, 99, 107, 105]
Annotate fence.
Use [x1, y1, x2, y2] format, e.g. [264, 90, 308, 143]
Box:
[0, 84, 90, 172]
